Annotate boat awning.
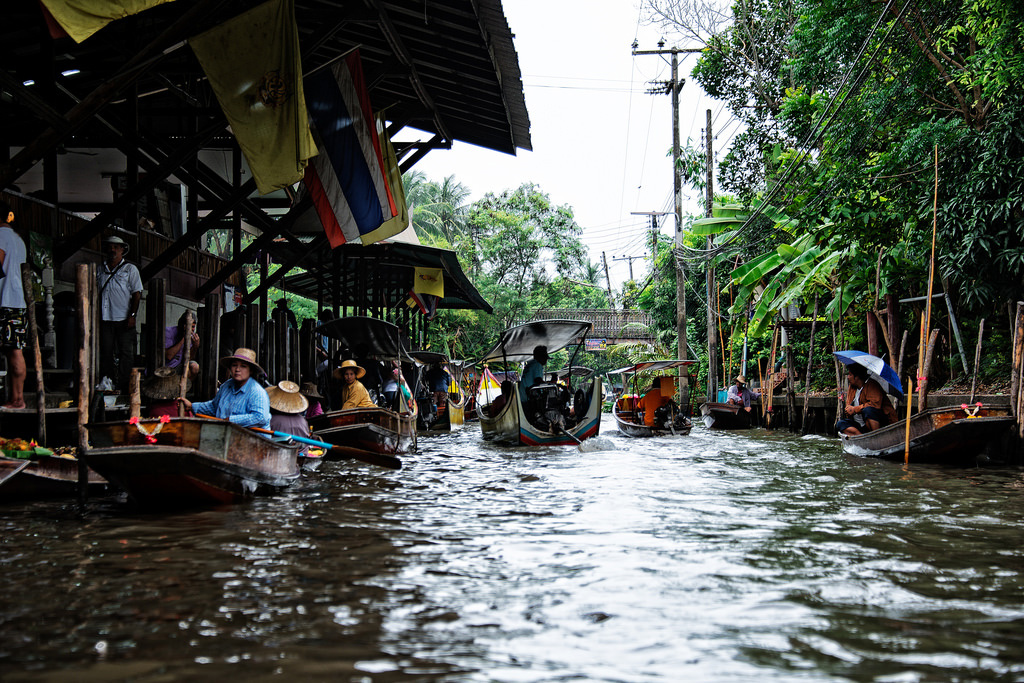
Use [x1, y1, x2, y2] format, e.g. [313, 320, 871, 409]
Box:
[607, 360, 698, 375]
[479, 320, 592, 363]
[555, 366, 595, 380]
[277, 240, 492, 313]
[316, 316, 410, 361]
[409, 350, 448, 365]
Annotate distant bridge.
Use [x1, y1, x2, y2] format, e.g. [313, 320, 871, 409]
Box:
[520, 309, 656, 346]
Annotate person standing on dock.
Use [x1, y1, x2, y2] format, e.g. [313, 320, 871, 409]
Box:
[0, 202, 27, 410]
[98, 235, 142, 393]
[178, 348, 270, 429]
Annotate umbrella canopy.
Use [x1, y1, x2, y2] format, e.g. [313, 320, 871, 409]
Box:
[478, 319, 592, 364]
[833, 350, 903, 398]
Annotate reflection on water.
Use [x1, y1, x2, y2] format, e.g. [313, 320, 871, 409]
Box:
[2, 415, 1024, 681]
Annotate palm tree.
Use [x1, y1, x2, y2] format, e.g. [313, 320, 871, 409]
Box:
[402, 172, 470, 245]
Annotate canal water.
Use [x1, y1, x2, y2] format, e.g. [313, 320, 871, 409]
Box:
[2, 414, 1023, 682]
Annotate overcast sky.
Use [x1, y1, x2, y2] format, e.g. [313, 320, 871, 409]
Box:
[410, 0, 737, 292]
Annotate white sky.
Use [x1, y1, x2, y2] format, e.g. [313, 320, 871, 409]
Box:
[410, 0, 738, 292]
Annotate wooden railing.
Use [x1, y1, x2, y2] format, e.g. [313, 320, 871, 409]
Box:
[521, 308, 655, 341]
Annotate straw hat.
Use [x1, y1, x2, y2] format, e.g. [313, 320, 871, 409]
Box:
[219, 347, 265, 376]
[734, 375, 747, 384]
[300, 381, 323, 399]
[103, 235, 130, 254]
[267, 380, 309, 414]
[142, 366, 190, 400]
[333, 359, 365, 380]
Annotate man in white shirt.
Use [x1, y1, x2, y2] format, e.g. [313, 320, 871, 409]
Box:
[97, 235, 143, 392]
[0, 202, 27, 409]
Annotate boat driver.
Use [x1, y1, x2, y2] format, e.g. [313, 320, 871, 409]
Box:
[835, 364, 897, 435]
[179, 348, 270, 429]
[519, 345, 548, 404]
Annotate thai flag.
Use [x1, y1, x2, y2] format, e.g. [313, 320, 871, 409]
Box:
[304, 50, 397, 247]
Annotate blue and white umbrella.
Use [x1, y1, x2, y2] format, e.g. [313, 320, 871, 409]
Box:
[833, 350, 903, 398]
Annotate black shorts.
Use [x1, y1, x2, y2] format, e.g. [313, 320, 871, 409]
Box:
[0, 307, 26, 350]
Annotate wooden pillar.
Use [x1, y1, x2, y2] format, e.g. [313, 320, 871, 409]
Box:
[145, 278, 166, 372]
[866, 310, 879, 357]
[200, 292, 222, 399]
[886, 293, 900, 365]
[75, 264, 93, 504]
[246, 303, 261, 355]
[22, 264, 46, 445]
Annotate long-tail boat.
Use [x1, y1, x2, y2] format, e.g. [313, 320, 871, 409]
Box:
[411, 351, 466, 434]
[0, 451, 110, 501]
[476, 319, 602, 446]
[83, 417, 300, 506]
[309, 317, 417, 459]
[608, 360, 696, 437]
[699, 401, 755, 429]
[839, 403, 1014, 464]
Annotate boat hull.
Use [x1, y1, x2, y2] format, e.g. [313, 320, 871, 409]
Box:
[840, 405, 1013, 464]
[478, 378, 603, 446]
[418, 393, 467, 434]
[310, 407, 416, 459]
[613, 404, 692, 437]
[700, 402, 754, 429]
[84, 418, 300, 506]
[0, 454, 110, 501]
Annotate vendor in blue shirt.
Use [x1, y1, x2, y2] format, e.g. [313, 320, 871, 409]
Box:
[178, 348, 270, 429]
[519, 345, 549, 403]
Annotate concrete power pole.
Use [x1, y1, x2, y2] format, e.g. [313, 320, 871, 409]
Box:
[601, 251, 615, 308]
[632, 42, 702, 405]
[705, 109, 717, 402]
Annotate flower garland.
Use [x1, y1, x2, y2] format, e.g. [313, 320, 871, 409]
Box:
[129, 415, 172, 443]
[960, 402, 983, 418]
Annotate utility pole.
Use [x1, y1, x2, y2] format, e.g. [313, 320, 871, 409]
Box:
[612, 254, 645, 281]
[632, 41, 703, 403]
[601, 251, 615, 308]
[705, 109, 717, 402]
[630, 210, 669, 261]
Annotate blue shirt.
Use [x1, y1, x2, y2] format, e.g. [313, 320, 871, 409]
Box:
[0, 226, 26, 309]
[192, 378, 271, 429]
[520, 359, 546, 402]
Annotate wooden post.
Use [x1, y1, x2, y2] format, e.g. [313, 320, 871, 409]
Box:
[201, 292, 222, 398]
[801, 296, 819, 435]
[177, 310, 192, 417]
[765, 326, 779, 427]
[1009, 302, 1023, 418]
[969, 318, 984, 405]
[866, 309, 879, 357]
[129, 368, 141, 420]
[785, 333, 797, 431]
[919, 328, 941, 412]
[75, 263, 92, 504]
[145, 277, 166, 374]
[21, 264, 46, 445]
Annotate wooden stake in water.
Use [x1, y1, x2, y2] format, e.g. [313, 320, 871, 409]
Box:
[904, 378, 914, 466]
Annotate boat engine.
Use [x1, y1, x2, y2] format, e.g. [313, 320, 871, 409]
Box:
[528, 383, 567, 432]
[654, 403, 687, 431]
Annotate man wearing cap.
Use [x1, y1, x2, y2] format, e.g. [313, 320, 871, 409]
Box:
[98, 235, 143, 392]
[0, 202, 27, 409]
[726, 375, 759, 413]
[178, 348, 270, 429]
[336, 359, 375, 409]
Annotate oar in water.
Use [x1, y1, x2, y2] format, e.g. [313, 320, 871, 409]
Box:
[197, 415, 401, 470]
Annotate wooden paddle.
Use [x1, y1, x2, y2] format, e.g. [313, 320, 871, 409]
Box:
[196, 414, 401, 470]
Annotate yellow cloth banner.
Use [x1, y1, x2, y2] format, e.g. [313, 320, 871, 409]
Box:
[190, 0, 316, 195]
[40, 0, 176, 43]
[360, 114, 410, 245]
[413, 268, 444, 297]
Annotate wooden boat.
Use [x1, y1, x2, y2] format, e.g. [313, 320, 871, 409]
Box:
[700, 401, 755, 429]
[839, 404, 1014, 464]
[476, 319, 602, 446]
[311, 316, 417, 459]
[83, 417, 300, 506]
[411, 352, 467, 434]
[608, 360, 696, 437]
[0, 452, 110, 501]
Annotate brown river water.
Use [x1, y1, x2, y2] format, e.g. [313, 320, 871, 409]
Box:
[2, 414, 1024, 682]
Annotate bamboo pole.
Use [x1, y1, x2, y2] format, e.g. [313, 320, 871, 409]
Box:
[177, 310, 192, 417]
[917, 312, 927, 409]
[897, 329, 909, 381]
[919, 328, 941, 412]
[129, 368, 141, 420]
[1010, 303, 1024, 417]
[801, 296, 819, 435]
[925, 144, 939, 340]
[21, 264, 46, 446]
[969, 318, 984, 404]
[903, 378, 914, 465]
[75, 264, 92, 505]
[765, 326, 779, 427]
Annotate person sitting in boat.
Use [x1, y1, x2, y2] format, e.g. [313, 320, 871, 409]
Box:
[300, 381, 325, 419]
[641, 381, 667, 427]
[519, 345, 548, 404]
[165, 311, 200, 380]
[178, 348, 270, 429]
[142, 366, 190, 418]
[490, 380, 514, 416]
[267, 380, 311, 455]
[835, 365, 897, 435]
[337, 359, 376, 409]
[726, 375, 759, 412]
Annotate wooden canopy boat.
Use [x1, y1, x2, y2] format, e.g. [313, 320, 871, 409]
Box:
[839, 404, 1014, 464]
[700, 401, 755, 429]
[411, 351, 466, 434]
[608, 360, 696, 438]
[83, 417, 300, 506]
[312, 316, 417, 458]
[0, 452, 110, 501]
[475, 320, 602, 446]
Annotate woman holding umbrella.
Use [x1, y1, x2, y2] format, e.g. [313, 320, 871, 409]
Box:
[835, 364, 897, 435]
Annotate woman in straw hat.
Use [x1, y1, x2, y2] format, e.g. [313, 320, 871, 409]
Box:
[267, 381, 311, 453]
[300, 381, 324, 418]
[334, 359, 375, 409]
[178, 348, 270, 429]
[142, 366, 192, 418]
